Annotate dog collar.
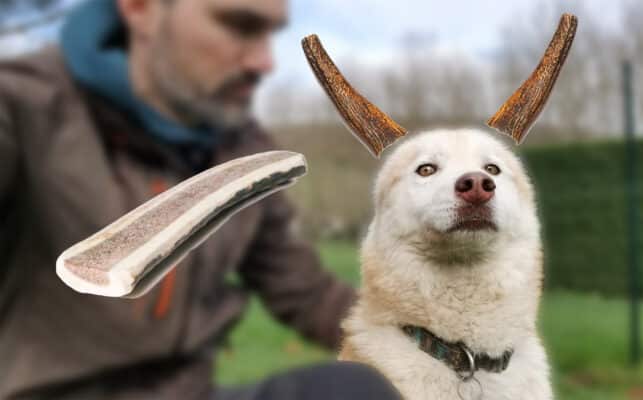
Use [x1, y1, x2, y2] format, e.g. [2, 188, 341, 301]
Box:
[402, 325, 513, 381]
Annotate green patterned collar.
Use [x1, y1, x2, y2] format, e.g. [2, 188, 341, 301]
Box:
[402, 325, 513, 381]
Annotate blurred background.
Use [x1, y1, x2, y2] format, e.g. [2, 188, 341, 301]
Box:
[1, 0, 642, 398]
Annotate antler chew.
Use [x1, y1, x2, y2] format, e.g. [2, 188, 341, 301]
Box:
[56, 151, 307, 298]
[487, 13, 578, 144]
[302, 34, 408, 158]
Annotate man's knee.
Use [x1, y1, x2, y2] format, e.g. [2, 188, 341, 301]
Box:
[254, 361, 401, 400]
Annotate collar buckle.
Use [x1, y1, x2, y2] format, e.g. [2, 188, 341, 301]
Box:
[456, 344, 476, 382]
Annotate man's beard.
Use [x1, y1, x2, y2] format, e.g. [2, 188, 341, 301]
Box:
[149, 42, 261, 131]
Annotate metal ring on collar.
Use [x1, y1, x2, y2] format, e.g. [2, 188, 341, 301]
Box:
[457, 346, 476, 382]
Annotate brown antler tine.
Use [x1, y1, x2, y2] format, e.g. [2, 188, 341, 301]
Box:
[302, 34, 408, 158]
[487, 13, 578, 144]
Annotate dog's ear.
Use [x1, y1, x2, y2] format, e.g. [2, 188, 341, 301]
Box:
[487, 13, 578, 144]
[302, 35, 409, 158]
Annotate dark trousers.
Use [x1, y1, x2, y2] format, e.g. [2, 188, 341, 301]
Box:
[215, 362, 402, 400]
[11, 360, 401, 400]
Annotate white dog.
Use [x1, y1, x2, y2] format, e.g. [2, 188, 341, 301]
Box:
[301, 14, 576, 399]
[339, 129, 552, 400]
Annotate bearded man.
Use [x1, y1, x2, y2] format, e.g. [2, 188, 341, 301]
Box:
[0, 1, 400, 399]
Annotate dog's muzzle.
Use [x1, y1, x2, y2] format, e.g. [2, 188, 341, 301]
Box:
[448, 205, 498, 233]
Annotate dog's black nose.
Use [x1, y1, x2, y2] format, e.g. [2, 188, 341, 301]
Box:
[455, 172, 495, 204]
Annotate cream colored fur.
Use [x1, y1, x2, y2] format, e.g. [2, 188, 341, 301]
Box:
[339, 129, 552, 400]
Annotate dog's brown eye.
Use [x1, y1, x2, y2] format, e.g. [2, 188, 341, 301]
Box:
[485, 164, 501, 175]
[416, 164, 437, 177]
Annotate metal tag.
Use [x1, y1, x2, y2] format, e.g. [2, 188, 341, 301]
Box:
[457, 377, 483, 400]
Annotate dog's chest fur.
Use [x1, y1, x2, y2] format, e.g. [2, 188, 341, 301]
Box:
[339, 231, 552, 400]
[338, 129, 553, 399]
[340, 320, 550, 400]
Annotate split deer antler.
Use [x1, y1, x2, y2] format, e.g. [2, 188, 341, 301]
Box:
[57, 151, 307, 298]
[302, 34, 408, 158]
[487, 13, 578, 144]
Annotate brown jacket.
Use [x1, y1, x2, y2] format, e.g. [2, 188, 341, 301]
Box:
[0, 48, 354, 400]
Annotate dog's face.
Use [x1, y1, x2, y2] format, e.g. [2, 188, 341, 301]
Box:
[372, 129, 538, 264]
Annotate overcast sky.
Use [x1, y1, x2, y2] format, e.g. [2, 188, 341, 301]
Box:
[277, 0, 624, 83]
[0, 0, 630, 116]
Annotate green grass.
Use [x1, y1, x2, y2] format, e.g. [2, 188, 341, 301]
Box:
[217, 240, 643, 399]
[542, 292, 643, 399]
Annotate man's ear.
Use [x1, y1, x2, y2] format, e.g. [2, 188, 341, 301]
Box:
[116, 0, 165, 40]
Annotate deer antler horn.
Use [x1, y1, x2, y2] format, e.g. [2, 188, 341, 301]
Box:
[487, 13, 578, 144]
[302, 34, 408, 158]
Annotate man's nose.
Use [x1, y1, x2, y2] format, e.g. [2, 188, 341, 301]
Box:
[454, 172, 495, 205]
[242, 36, 274, 74]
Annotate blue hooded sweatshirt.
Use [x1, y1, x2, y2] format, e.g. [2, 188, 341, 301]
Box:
[60, 0, 218, 150]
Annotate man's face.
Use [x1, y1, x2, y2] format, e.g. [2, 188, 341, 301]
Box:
[148, 0, 287, 129]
